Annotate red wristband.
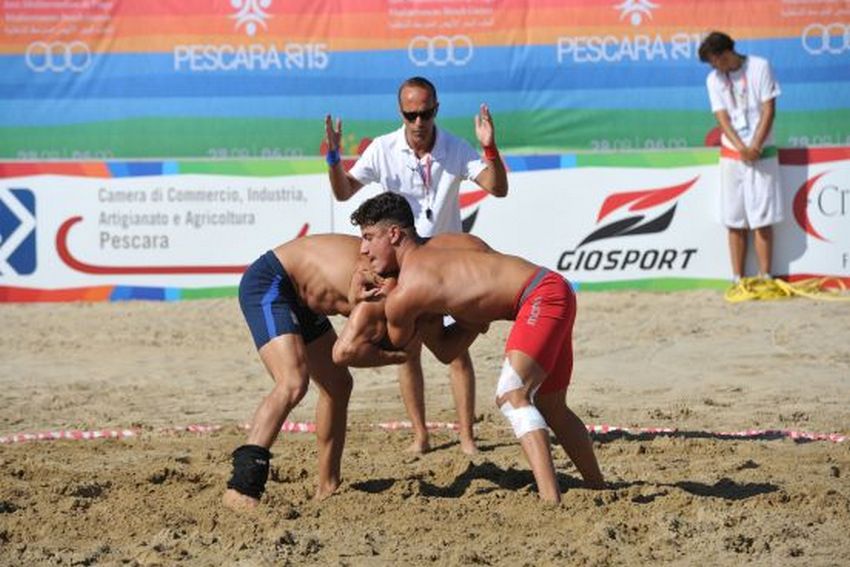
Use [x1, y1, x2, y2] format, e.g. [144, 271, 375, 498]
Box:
[483, 145, 499, 161]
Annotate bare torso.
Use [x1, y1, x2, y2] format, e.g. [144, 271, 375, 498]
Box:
[425, 232, 491, 253]
[273, 234, 361, 317]
[273, 232, 492, 320]
[332, 233, 497, 366]
[395, 245, 539, 324]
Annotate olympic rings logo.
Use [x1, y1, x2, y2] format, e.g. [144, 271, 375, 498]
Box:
[801, 23, 850, 55]
[25, 41, 92, 73]
[408, 35, 474, 67]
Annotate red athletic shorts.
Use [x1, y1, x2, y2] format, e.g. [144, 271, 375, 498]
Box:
[504, 269, 576, 395]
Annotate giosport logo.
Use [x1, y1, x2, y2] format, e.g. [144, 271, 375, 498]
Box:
[793, 171, 849, 243]
[408, 35, 474, 67]
[174, 1, 328, 72]
[557, 1, 703, 64]
[0, 188, 36, 276]
[557, 177, 699, 272]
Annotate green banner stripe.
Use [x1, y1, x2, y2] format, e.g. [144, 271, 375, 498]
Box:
[177, 161, 325, 176]
[177, 286, 239, 300]
[2, 109, 848, 159]
[577, 278, 731, 292]
[574, 150, 719, 168]
[170, 280, 730, 299]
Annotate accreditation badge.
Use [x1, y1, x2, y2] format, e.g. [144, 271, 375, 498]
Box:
[731, 110, 749, 136]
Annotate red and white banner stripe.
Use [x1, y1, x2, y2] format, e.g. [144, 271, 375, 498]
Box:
[1, 421, 845, 445]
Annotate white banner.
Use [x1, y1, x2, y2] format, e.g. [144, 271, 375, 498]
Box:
[456, 166, 722, 281]
[335, 156, 850, 286]
[1, 152, 847, 300]
[0, 174, 331, 290]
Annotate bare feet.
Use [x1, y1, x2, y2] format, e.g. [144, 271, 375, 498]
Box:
[405, 437, 430, 454]
[314, 480, 341, 501]
[222, 488, 260, 511]
[459, 436, 478, 456]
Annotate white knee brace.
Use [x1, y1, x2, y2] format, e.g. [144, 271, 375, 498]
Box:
[500, 402, 548, 438]
[496, 359, 547, 438]
[496, 358, 524, 399]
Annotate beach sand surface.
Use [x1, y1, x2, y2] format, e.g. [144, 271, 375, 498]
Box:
[1, 290, 848, 565]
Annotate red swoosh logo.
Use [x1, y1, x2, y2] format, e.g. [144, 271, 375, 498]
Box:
[56, 216, 309, 274]
[459, 189, 489, 209]
[792, 172, 829, 242]
[597, 176, 699, 222]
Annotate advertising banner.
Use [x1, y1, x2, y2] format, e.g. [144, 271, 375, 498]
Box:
[0, 161, 331, 300]
[432, 148, 850, 290]
[2, 0, 849, 158]
[2, 147, 847, 301]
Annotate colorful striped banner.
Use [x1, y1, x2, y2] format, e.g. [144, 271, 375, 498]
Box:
[2, 1, 848, 158]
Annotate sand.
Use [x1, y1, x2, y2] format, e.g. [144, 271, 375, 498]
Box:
[1, 290, 848, 566]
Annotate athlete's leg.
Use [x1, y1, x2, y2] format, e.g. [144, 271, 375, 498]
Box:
[728, 227, 748, 280]
[397, 343, 429, 453]
[753, 225, 773, 277]
[223, 333, 310, 510]
[498, 350, 559, 503]
[535, 388, 604, 489]
[448, 349, 477, 455]
[306, 330, 353, 500]
[250, 334, 311, 445]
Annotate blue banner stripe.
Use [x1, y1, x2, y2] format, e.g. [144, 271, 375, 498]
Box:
[2, 81, 848, 127]
[1, 38, 846, 101]
[3, 63, 845, 100]
[110, 286, 168, 301]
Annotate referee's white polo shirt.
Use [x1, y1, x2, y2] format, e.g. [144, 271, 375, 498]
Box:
[349, 126, 487, 237]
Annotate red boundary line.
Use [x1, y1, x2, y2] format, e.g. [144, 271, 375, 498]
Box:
[1, 421, 844, 445]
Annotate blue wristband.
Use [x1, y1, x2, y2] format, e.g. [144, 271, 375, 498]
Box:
[326, 148, 340, 166]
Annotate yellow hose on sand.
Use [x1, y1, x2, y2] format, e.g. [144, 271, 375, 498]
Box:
[724, 276, 850, 303]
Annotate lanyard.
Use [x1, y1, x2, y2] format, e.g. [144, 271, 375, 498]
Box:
[416, 153, 434, 220]
[725, 70, 748, 110]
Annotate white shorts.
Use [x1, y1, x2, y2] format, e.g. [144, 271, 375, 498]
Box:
[718, 155, 783, 229]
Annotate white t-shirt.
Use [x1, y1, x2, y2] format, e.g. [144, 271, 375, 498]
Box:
[348, 126, 487, 237]
[706, 55, 781, 149]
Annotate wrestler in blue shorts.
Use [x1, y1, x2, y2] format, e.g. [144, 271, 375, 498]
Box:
[226, 250, 334, 501]
[239, 250, 332, 350]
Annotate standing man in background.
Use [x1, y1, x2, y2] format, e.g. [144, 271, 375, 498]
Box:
[699, 31, 783, 288]
[325, 76, 508, 454]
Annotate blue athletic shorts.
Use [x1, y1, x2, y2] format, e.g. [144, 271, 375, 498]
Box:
[239, 250, 333, 349]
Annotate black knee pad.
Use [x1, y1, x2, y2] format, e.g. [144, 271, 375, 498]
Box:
[226, 444, 272, 499]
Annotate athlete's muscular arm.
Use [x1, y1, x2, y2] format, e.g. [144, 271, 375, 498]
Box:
[347, 261, 384, 306]
[418, 315, 481, 364]
[333, 301, 408, 367]
[384, 286, 422, 350]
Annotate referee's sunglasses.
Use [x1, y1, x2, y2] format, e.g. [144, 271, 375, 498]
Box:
[401, 104, 439, 122]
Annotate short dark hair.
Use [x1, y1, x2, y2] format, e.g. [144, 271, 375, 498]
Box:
[351, 193, 415, 229]
[699, 31, 735, 63]
[397, 76, 438, 105]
